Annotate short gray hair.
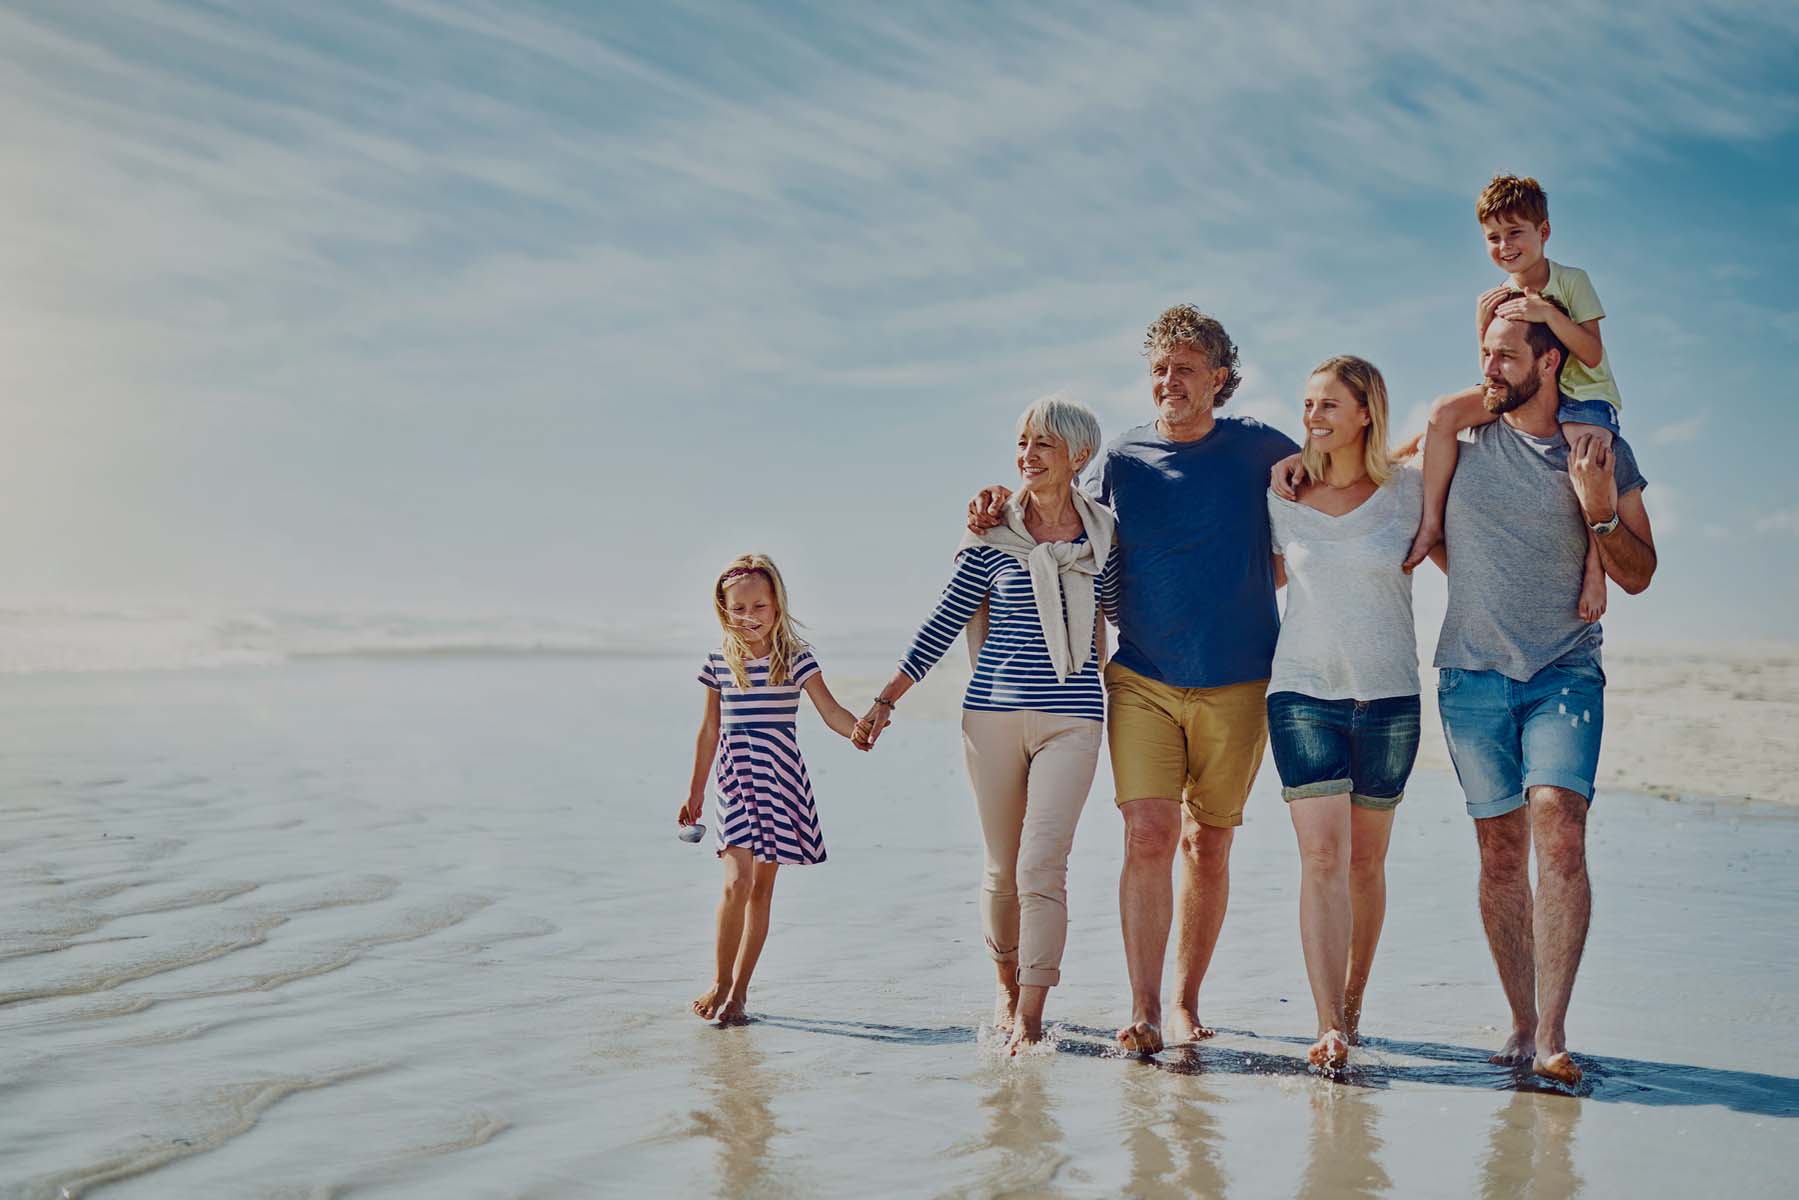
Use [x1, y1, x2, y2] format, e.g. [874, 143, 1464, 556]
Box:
[1016, 395, 1102, 467]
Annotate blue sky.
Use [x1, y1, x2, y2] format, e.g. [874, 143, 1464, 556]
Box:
[5, 0, 1797, 645]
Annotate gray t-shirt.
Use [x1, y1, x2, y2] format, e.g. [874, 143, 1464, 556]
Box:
[1434, 418, 1646, 681]
[1268, 468, 1423, 701]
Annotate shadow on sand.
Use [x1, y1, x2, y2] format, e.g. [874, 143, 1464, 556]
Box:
[752, 1015, 1799, 1117]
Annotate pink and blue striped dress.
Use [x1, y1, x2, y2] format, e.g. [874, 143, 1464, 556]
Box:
[698, 648, 827, 865]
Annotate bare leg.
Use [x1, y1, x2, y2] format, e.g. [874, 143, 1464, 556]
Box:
[993, 962, 1020, 1033]
[1343, 805, 1397, 1044]
[1289, 793, 1351, 1068]
[1007, 984, 1050, 1055]
[1528, 788, 1591, 1085]
[1475, 809, 1537, 1064]
[718, 859, 779, 1025]
[1117, 798, 1181, 1053]
[695, 847, 755, 1019]
[1406, 386, 1491, 572]
[1170, 815, 1232, 1044]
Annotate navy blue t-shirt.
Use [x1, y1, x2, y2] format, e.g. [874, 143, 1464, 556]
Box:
[1086, 417, 1301, 688]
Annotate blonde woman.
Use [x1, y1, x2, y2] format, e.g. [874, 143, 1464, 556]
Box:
[680, 554, 862, 1025]
[1265, 356, 1442, 1070]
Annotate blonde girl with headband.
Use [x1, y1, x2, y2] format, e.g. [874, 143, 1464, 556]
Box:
[681, 553, 863, 1026]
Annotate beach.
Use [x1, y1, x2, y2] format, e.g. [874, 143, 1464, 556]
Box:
[3, 647, 1796, 1197]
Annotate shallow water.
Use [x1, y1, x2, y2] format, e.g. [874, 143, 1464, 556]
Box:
[2, 655, 1795, 1197]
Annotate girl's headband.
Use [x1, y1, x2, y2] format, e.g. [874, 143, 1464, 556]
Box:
[719, 565, 768, 588]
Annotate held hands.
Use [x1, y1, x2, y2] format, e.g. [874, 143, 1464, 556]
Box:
[1567, 432, 1619, 523]
[852, 701, 893, 750]
[1494, 288, 1555, 324]
[966, 486, 1012, 534]
[677, 795, 704, 826]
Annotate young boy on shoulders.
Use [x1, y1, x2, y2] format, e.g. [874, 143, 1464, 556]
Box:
[1405, 174, 1623, 621]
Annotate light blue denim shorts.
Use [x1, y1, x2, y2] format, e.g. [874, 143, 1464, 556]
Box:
[1556, 396, 1620, 435]
[1437, 660, 1605, 819]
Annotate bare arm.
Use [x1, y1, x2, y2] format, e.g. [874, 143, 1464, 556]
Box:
[1568, 435, 1656, 594]
[854, 670, 915, 748]
[1591, 487, 1655, 594]
[1272, 553, 1287, 590]
[802, 674, 865, 744]
[679, 688, 722, 825]
[1495, 294, 1603, 369]
[1546, 314, 1604, 370]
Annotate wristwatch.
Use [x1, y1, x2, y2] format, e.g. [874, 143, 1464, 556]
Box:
[1588, 511, 1620, 536]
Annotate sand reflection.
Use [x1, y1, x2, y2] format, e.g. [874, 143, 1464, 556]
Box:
[958, 1060, 1069, 1194]
[1298, 1086, 1390, 1198]
[687, 1035, 785, 1200]
[1117, 1051, 1231, 1199]
[1479, 1088, 1583, 1199]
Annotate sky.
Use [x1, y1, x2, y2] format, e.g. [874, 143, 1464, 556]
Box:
[5, 0, 1798, 647]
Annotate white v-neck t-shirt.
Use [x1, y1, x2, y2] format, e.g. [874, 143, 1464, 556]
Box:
[1267, 467, 1423, 701]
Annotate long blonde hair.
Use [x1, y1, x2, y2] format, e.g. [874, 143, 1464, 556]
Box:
[1299, 355, 1399, 489]
[712, 553, 807, 689]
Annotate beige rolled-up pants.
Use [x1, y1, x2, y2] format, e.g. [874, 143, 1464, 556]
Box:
[960, 710, 1102, 988]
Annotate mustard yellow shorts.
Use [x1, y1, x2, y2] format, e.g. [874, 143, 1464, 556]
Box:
[1103, 662, 1269, 828]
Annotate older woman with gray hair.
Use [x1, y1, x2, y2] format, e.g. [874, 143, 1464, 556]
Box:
[856, 396, 1118, 1054]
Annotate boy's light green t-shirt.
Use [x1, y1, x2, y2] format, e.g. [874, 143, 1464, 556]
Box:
[1533, 260, 1623, 412]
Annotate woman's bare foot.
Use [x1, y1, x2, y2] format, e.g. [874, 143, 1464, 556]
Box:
[1116, 1020, 1163, 1055]
[692, 983, 730, 1020]
[1533, 1051, 1582, 1086]
[1489, 1029, 1535, 1067]
[1006, 1013, 1044, 1056]
[1168, 1004, 1215, 1044]
[1308, 1029, 1350, 1071]
[715, 997, 750, 1026]
[993, 983, 1020, 1034]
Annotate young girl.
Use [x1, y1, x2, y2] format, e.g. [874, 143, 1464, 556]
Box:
[680, 553, 861, 1026]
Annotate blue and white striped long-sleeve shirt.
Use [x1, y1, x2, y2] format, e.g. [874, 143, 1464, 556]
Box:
[899, 540, 1121, 721]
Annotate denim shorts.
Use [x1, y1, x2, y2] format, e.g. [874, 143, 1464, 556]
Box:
[1437, 660, 1605, 819]
[1556, 395, 1620, 435]
[1265, 692, 1421, 810]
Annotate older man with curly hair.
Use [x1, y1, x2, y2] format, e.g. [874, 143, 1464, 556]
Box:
[972, 305, 1299, 1053]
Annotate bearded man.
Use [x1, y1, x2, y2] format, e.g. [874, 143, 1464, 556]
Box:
[1433, 293, 1657, 1086]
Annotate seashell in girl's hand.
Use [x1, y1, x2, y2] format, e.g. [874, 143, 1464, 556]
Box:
[677, 823, 707, 844]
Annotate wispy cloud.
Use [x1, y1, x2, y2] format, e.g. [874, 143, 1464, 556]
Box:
[2, 0, 1796, 632]
[1754, 510, 1799, 536]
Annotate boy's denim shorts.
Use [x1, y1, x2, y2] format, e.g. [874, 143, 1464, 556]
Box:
[1266, 692, 1421, 811]
[1556, 395, 1620, 435]
[1437, 660, 1605, 819]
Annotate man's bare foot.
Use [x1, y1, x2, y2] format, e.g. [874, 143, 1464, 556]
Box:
[692, 983, 730, 1020]
[715, 997, 750, 1026]
[1308, 1029, 1350, 1071]
[1168, 1004, 1216, 1044]
[1533, 1051, 1582, 1086]
[1006, 1014, 1044, 1056]
[1116, 1020, 1164, 1055]
[1402, 524, 1441, 574]
[1578, 575, 1607, 623]
[1489, 1030, 1535, 1067]
[993, 984, 1020, 1034]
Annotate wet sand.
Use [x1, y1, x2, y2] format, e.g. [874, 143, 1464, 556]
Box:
[2, 652, 1795, 1196]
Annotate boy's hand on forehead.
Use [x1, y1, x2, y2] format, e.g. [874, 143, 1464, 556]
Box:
[1495, 290, 1555, 324]
[1477, 284, 1512, 325]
